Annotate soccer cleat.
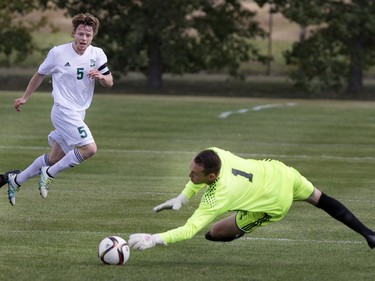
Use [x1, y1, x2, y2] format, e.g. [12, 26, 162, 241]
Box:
[7, 174, 21, 206]
[366, 232, 375, 249]
[0, 170, 21, 188]
[39, 166, 54, 199]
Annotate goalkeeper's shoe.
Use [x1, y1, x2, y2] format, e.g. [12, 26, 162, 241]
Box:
[0, 170, 21, 188]
[366, 232, 375, 249]
[39, 166, 54, 199]
[7, 174, 21, 206]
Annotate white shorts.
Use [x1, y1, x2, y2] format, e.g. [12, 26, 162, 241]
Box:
[48, 104, 95, 154]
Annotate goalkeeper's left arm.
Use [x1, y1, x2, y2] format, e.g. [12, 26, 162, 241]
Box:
[152, 193, 189, 212]
[152, 181, 206, 213]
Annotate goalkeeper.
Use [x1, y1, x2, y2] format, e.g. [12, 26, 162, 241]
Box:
[129, 147, 375, 250]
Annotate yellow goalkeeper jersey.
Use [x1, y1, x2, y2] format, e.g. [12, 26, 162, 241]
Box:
[160, 147, 314, 244]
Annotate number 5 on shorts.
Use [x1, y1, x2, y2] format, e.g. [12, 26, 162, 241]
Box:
[78, 126, 88, 138]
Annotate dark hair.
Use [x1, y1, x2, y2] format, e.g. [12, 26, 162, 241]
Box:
[72, 13, 100, 36]
[193, 149, 221, 175]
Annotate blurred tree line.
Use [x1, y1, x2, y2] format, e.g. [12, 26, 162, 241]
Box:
[1, 0, 375, 97]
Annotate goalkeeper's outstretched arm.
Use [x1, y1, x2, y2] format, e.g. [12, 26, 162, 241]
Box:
[152, 193, 189, 212]
[128, 234, 166, 251]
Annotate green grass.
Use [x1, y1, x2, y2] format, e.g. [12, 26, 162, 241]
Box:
[0, 91, 375, 281]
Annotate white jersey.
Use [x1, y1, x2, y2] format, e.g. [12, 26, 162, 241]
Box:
[38, 42, 109, 111]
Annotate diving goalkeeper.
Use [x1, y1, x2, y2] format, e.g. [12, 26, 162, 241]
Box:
[129, 147, 375, 250]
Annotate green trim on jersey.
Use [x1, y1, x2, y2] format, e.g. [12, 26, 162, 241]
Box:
[160, 147, 314, 244]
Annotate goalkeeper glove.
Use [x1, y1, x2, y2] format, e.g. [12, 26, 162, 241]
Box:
[152, 193, 189, 213]
[128, 233, 166, 251]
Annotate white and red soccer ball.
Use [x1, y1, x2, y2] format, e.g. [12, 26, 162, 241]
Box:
[98, 236, 130, 265]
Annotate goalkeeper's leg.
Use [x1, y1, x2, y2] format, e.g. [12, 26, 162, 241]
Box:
[308, 188, 375, 249]
[205, 214, 245, 242]
[206, 211, 274, 242]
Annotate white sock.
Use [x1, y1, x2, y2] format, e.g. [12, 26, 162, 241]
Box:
[47, 148, 84, 177]
[17, 154, 49, 185]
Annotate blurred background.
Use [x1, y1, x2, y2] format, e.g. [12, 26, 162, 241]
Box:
[1, 0, 375, 99]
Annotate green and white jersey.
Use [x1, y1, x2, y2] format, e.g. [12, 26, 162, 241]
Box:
[160, 147, 314, 244]
[38, 42, 109, 111]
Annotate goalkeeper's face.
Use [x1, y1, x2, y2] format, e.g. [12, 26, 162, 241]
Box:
[189, 160, 217, 185]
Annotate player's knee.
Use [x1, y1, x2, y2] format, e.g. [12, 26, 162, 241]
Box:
[205, 231, 244, 242]
[80, 143, 97, 159]
[87, 143, 97, 157]
[86, 147, 97, 158]
[205, 231, 225, 242]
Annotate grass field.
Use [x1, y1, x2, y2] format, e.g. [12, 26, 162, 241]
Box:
[0, 91, 374, 281]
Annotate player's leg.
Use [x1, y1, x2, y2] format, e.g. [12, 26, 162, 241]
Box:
[38, 141, 67, 198]
[39, 142, 96, 198]
[46, 142, 96, 178]
[205, 214, 245, 242]
[306, 187, 375, 249]
[291, 166, 375, 249]
[206, 211, 273, 242]
[49, 105, 96, 175]
[6, 142, 65, 205]
[0, 170, 21, 188]
[15, 140, 65, 186]
[2, 170, 21, 205]
[5, 129, 67, 206]
[7, 154, 51, 205]
[0, 174, 4, 187]
[48, 140, 67, 165]
[38, 105, 96, 197]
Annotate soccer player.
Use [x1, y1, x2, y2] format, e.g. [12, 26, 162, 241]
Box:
[129, 147, 375, 250]
[5, 13, 113, 206]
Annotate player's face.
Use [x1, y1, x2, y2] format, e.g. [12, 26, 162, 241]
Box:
[189, 160, 216, 184]
[72, 24, 94, 55]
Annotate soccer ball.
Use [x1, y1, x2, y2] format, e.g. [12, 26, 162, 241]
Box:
[98, 236, 130, 265]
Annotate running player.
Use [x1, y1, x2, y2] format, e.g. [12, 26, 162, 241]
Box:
[5, 13, 113, 206]
[129, 147, 375, 250]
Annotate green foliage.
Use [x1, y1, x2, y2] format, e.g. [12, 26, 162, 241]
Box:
[284, 31, 348, 93]
[52, 0, 267, 88]
[0, 0, 50, 66]
[256, 0, 375, 96]
[1, 92, 375, 280]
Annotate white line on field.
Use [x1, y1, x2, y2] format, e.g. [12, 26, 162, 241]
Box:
[6, 229, 364, 246]
[219, 102, 297, 118]
[10, 188, 375, 204]
[241, 237, 363, 245]
[0, 145, 374, 162]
